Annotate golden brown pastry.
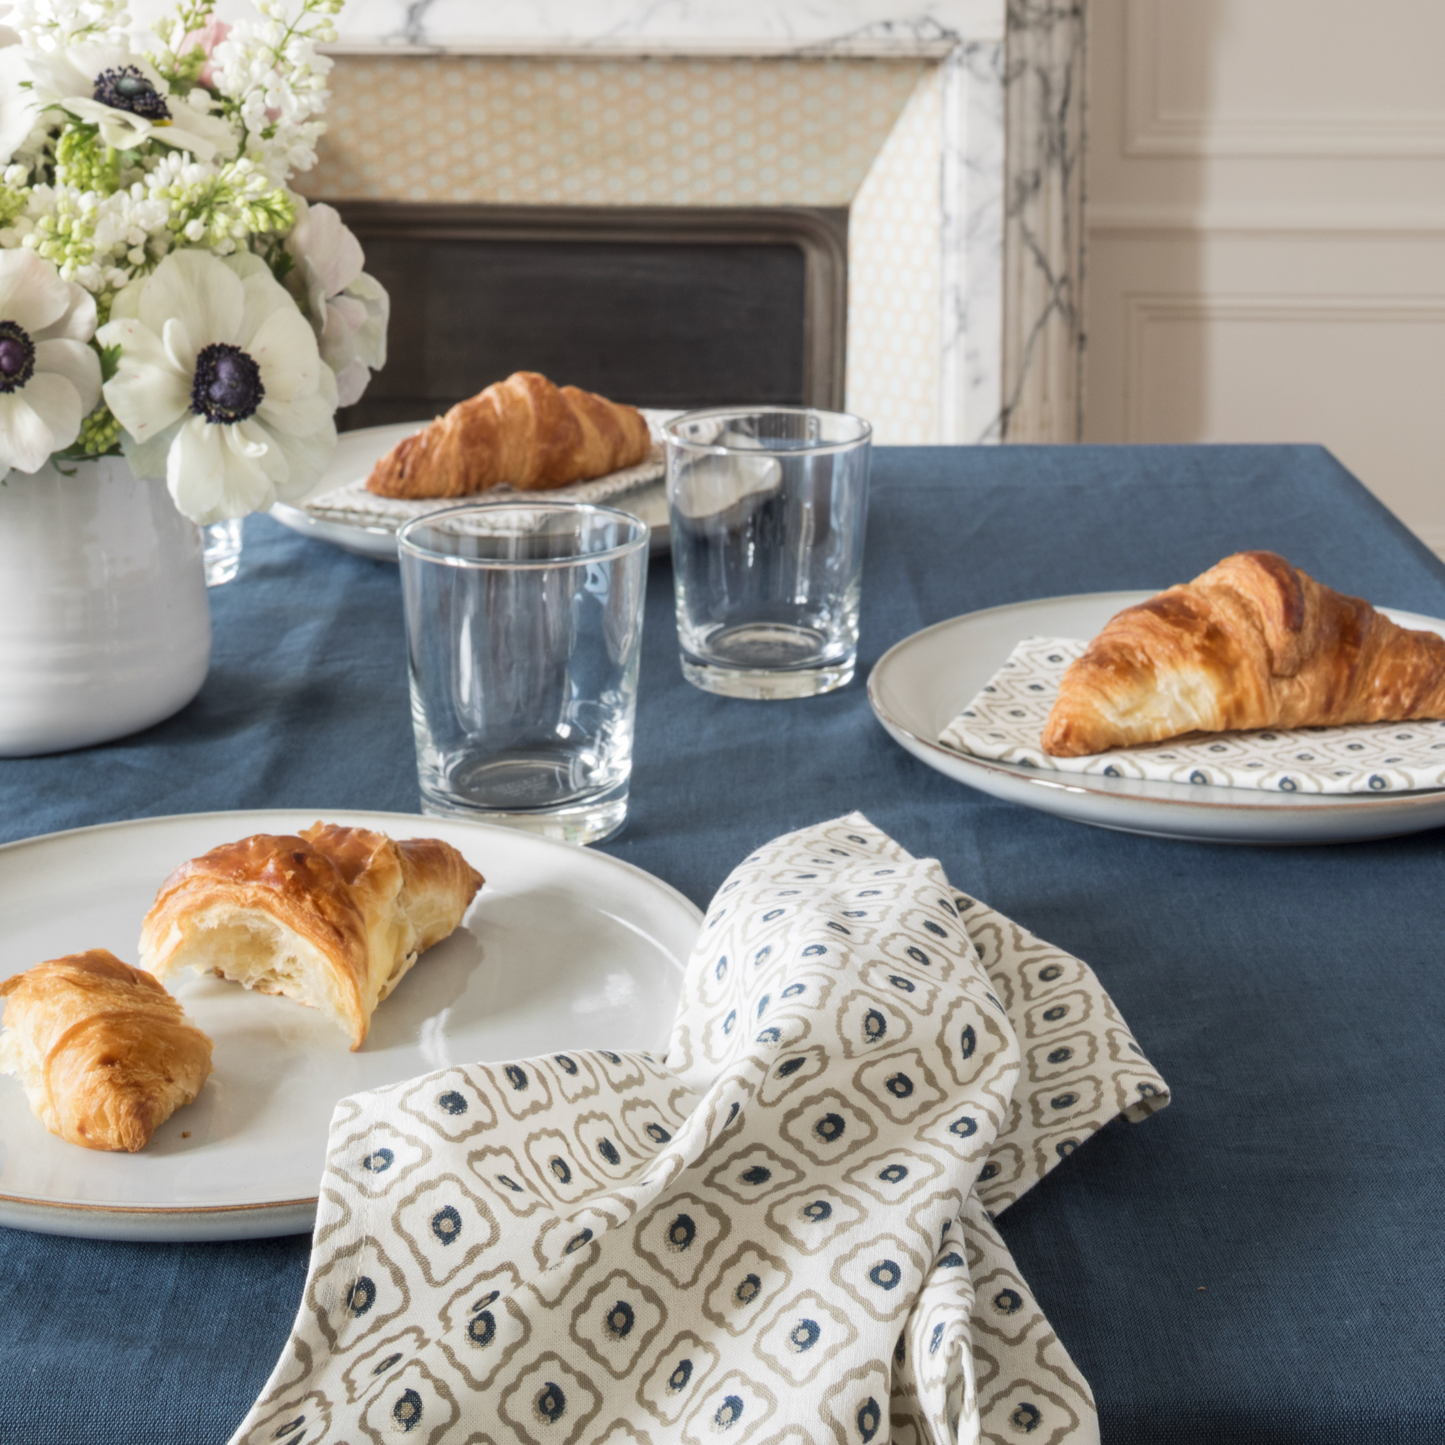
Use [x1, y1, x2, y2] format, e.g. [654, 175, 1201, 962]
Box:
[1042, 550, 1445, 757]
[366, 370, 652, 499]
[138, 823, 484, 1050]
[0, 950, 213, 1152]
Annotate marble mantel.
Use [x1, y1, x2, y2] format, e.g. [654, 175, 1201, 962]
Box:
[311, 1, 1083, 443]
[329, 1, 1005, 56]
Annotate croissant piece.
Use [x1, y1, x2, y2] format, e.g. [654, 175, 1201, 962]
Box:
[366, 370, 652, 499]
[1042, 550, 1445, 757]
[0, 950, 213, 1152]
[138, 823, 484, 1050]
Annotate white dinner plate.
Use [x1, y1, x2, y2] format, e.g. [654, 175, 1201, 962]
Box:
[0, 810, 701, 1242]
[868, 592, 1445, 844]
[269, 421, 672, 560]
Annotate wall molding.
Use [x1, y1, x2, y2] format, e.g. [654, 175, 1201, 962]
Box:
[1122, 292, 1445, 442]
[1089, 203, 1445, 235]
[1123, 0, 1445, 158]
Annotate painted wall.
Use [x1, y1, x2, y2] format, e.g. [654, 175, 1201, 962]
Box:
[1084, 0, 1445, 554]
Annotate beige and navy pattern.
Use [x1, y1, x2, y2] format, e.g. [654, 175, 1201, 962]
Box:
[942, 636, 1445, 795]
[229, 815, 1168, 1445]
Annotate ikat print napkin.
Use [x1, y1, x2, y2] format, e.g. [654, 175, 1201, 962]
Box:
[941, 636, 1445, 795]
[229, 815, 1169, 1445]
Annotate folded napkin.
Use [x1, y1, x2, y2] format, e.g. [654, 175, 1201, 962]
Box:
[303, 453, 665, 529]
[229, 815, 1169, 1445]
[942, 636, 1445, 795]
[303, 411, 674, 530]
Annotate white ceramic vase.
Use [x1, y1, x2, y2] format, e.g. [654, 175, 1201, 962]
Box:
[0, 456, 211, 756]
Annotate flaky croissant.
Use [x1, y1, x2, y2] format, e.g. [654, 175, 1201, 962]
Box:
[138, 823, 484, 1050]
[0, 950, 213, 1152]
[1042, 550, 1445, 757]
[366, 370, 652, 499]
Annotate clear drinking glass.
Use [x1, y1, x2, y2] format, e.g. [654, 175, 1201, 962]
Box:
[203, 517, 243, 586]
[398, 502, 650, 844]
[665, 407, 872, 699]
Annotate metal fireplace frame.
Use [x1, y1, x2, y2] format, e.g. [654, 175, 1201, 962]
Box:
[328, 200, 849, 411]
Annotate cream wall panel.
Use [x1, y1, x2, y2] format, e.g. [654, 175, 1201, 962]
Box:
[1088, 0, 1445, 225]
[1086, 0, 1445, 554]
[1124, 0, 1445, 156]
[1122, 299, 1445, 518]
[1084, 232, 1445, 550]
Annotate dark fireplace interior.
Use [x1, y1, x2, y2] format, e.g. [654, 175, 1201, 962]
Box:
[329, 202, 847, 431]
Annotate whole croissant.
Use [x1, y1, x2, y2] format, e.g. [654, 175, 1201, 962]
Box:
[1042, 550, 1445, 757]
[0, 950, 213, 1152]
[366, 370, 652, 499]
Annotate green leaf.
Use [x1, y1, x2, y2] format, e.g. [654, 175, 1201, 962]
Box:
[98, 342, 122, 384]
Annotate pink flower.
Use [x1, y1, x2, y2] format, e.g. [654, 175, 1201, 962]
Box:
[179, 18, 231, 89]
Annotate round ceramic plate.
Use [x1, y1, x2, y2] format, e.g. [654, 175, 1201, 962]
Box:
[269, 421, 671, 560]
[0, 810, 700, 1242]
[868, 591, 1445, 844]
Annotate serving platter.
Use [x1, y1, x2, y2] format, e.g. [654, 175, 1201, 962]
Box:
[270, 418, 672, 560]
[868, 591, 1445, 844]
[0, 810, 701, 1241]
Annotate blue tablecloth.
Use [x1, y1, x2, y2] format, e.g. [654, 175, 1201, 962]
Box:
[3, 444, 1443, 1444]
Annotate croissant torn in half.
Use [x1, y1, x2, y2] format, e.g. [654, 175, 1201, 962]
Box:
[139, 823, 484, 1050]
[0, 950, 213, 1152]
[366, 370, 652, 499]
[1041, 551, 1445, 757]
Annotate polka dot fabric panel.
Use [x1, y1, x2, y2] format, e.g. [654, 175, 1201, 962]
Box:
[229, 815, 1168, 1445]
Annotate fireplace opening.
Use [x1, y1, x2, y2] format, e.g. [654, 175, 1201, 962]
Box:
[329, 202, 848, 430]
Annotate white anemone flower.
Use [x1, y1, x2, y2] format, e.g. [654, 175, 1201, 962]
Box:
[0, 250, 101, 479]
[0, 43, 35, 166]
[284, 200, 389, 407]
[27, 41, 234, 161]
[98, 249, 337, 525]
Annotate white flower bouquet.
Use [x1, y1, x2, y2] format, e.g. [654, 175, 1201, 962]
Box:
[0, 0, 387, 523]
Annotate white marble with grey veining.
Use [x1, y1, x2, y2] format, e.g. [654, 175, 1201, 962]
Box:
[998, 0, 1086, 442]
[332, 0, 1004, 53]
[940, 38, 1005, 443]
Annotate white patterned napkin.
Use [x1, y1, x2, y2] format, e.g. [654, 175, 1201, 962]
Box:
[303, 411, 673, 531]
[941, 636, 1445, 795]
[229, 815, 1169, 1445]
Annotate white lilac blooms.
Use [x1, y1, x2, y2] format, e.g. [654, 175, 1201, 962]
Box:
[26, 40, 235, 160]
[98, 248, 336, 524]
[284, 200, 387, 407]
[0, 0, 384, 505]
[0, 248, 101, 477]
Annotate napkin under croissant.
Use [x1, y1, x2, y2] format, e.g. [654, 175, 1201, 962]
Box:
[1043, 550, 1445, 756]
[366, 370, 652, 499]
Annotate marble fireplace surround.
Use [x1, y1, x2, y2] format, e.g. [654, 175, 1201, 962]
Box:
[316, 1, 1084, 445]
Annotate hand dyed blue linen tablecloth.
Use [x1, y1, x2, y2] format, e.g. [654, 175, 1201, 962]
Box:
[2, 445, 1443, 1444]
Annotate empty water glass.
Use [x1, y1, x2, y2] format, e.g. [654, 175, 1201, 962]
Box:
[398, 502, 649, 844]
[203, 517, 243, 586]
[665, 407, 872, 699]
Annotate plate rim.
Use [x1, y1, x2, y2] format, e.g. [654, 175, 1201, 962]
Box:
[0, 807, 703, 1220]
[867, 591, 1445, 818]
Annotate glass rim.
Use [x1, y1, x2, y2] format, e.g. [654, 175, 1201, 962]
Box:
[396, 498, 651, 570]
[662, 405, 873, 457]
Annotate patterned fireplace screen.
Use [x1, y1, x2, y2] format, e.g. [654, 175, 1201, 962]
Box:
[329, 202, 847, 430]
